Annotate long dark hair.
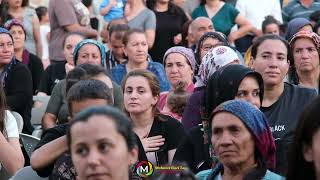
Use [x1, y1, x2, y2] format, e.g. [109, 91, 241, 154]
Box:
[286, 96, 320, 180]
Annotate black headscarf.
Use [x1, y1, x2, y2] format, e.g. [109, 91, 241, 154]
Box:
[204, 64, 264, 116]
[201, 64, 264, 175]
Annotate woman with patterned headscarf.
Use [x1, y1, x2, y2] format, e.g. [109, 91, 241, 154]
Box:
[182, 45, 239, 130]
[289, 31, 320, 93]
[197, 100, 282, 180]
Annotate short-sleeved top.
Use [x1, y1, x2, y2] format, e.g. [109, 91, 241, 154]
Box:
[23, 7, 37, 55]
[49, 0, 90, 61]
[127, 8, 156, 31]
[146, 114, 186, 166]
[192, 3, 239, 36]
[149, 7, 188, 61]
[111, 61, 171, 92]
[5, 110, 19, 139]
[38, 61, 66, 95]
[45, 80, 68, 124]
[261, 83, 317, 175]
[282, 0, 320, 24]
[100, 0, 125, 22]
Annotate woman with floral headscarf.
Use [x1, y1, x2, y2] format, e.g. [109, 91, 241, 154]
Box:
[182, 45, 239, 130]
[197, 100, 282, 180]
[289, 31, 320, 92]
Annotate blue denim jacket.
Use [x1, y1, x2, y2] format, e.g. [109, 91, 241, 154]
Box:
[111, 61, 171, 92]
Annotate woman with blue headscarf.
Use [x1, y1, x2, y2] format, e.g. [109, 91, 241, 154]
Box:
[42, 39, 123, 129]
[0, 27, 33, 134]
[73, 39, 107, 67]
[197, 100, 282, 180]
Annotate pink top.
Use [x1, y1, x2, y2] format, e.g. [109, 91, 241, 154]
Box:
[158, 83, 195, 111]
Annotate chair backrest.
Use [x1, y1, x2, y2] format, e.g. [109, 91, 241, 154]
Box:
[10, 111, 23, 134]
[32, 96, 50, 125]
[20, 133, 40, 158]
[9, 166, 48, 180]
[0, 167, 11, 180]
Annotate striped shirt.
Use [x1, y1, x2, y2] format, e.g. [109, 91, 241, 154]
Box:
[282, 0, 320, 23]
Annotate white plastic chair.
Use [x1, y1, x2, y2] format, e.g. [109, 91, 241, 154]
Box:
[32, 96, 50, 126]
[10, 111, 23, 134]
[0, 167, 11, 180]
[9, 166, 48, 180]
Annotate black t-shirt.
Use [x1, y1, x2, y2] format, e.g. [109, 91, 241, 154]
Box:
[261, 83, 317, 175]
[147, 114, 186, 165]
[149, 7, 188, 62]
[38, 61, 66, 95]
[34, 123, 147, 178]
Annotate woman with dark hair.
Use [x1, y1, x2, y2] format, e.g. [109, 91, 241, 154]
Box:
[67, 106, 139, 180]
[192, 0, 252, 44]
[0, 27, 33, 134]
[4, 19, 44, 94]
[287, 96, 320, 180]
[146, 0, 189, 61]
[197, 100, 282, 179]
[174, 64, 264, 173]
[111, 29, 170, 92]
[0, 84, 24, 175]
[122, 69, 185, 165]
[31, 78, 114, 179]
[7, 0, 42, 56]
[250, 34, 317, 175]
[262, 15, 281, 35]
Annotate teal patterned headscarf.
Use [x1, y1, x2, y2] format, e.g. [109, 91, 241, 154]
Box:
[73, 39, 106, 67]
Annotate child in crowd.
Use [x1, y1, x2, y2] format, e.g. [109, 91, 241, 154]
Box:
[100, 0, 126, 23]
[161, 82, 190, 121]
[35, 6, 50, 69]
